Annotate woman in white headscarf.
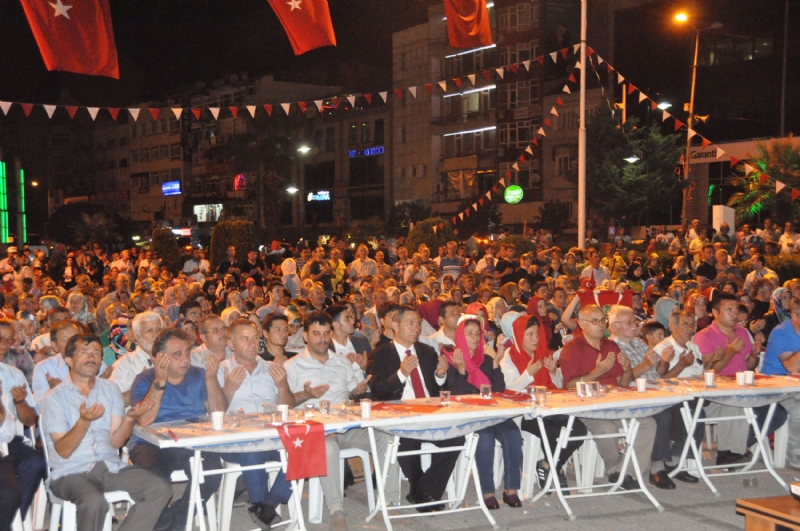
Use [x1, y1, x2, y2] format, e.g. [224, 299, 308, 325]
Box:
[281, 258, 301, 298]
[220, 307, 242, 327]
[67, 292, 99, 334]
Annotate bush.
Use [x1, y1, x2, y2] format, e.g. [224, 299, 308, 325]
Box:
[405, 218, 456, 255]
[210, 221, 258, 271]
[151, 228, 181, 274]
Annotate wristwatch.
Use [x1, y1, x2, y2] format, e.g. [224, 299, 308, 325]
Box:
[154, 381, 166, 391]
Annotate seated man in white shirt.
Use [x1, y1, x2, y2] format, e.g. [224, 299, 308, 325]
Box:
[109, 311, 164, 406]
[190, 314, 233, 368]
[284, 312, 398, 531]
[426, 300, 458, 354]
[328, 304, 370, 382]
[32, 320, 107, 412]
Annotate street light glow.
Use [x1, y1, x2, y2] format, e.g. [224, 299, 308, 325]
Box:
[675, 12, 688, 22]
[286, 186, 299, 194]
[657, 102, 672, 110]
[31, 181, 39, 187]
[624, 156, 640, 163]
[297, 145, 311, 154]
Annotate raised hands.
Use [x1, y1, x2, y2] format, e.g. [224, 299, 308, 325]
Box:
[659, 346, 675, 364]
[126, 399, 155, 419]
[435, 354, 449, 377]
[346, 352, 368, 371]
[45, 372, 63, 389]
[79, 402, 105, 422]
[352, 374, 373, 397]
[595, 352, 616, 376]
[303, 381, 329, 398]
[268, 362, 288, 387]
[10, 385, 27, 404]
[526, 358, 543, 376]
[451, 348, 467, 375]
[399, 354, 419, 377]
[222, 365, 247, 395]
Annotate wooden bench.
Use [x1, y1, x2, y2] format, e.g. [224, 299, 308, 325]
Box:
[737, 496, 800, 530]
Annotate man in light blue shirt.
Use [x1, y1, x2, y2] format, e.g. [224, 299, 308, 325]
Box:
[41, 334, 171, 531]
[217, 319, 295, 529]
[762, 298, 800, 467]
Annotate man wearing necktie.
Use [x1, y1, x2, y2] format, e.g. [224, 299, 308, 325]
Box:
[367, 305, 463, 512]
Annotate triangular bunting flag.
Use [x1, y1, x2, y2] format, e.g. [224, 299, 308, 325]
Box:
[606, 62, 613, 71]
[532, 138, 538, 146]
[192, 108, 202, 120]
[409, 86, 417, 99]
[452, 217, 457, 225]
[171, 108, 182, 120]
[597, 54, 604, 64]
[760, 174, 769, 185]
[467, 74, 476, 86]
[536, 55, 544, 66]
[424, 84, 433, 94]
[730, 156, 739, 168]
[510, 64, 518, 74]
[522, 60, 530, 72]
[793, 189, 800, 201]
[701, 137, 712, 149]
[549, 51, 558, 63]
[573, 60, 581, 70]
[674, 119, 684, 131]
[716, 147, 725, 159]
[627, 84, 636, 95]
[662, 110, 671, 122]
[314, 100, 323, 112]
[617, 72, 624, 84]
[550, 106, 559, 116]
[588, 46, 595, 56]
[378, 92, 387, 103]
[482, 70, 492, 82]
[777, 181, 786, 193]
[210, 107, 220, 119]
[297, 102, 307, 114]
[281, 103, 291, 115]
[638, 92, 647, 103]
[544, 117, 551, 127]
[86, 107, 98, 120]
[108, 108, 119, 121]
[149, 108, 159, 120]
[0, 102, 11, 116]
[537, 127, 546, 136]
[465, 208, 470, 217]
[562, 85, 571, 94]
[229, 106, 238, 119]
[525, 146, 533, 155]
[479, 197, 485, 206]
[492, 185, 498, 193]
[499, 178, 506, 187]
[568, 73, 576, 83]
[438, 81, 448, 93]
[744, 163, 755, 175]
[246, 105, 256, 118]
[495, 67, 504, 79]
[650, 101, 658, 111]
[364, 94, 373, 105]
[346, 96, 357, 107]
[453, 78, 462, 88]
[556, 96, 564, 106]
[518, 155, 526, 162]
[472, 203, 478, 211]
[394, 89, 403, 100]
[687, 128, 697, 139]
[128, 108, 140, 121]
[20, 103, 33, 117]
[573, 43, 581, 54]
[433, 226, 437, 234]
[459, 213, 464, 221]
[561, 47, 568, 60]
[485, 191, 492, 200]
[43, 105, 56, 119]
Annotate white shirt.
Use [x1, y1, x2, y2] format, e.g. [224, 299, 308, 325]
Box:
[499, 347, 534, 392]
[392, 342, 445, 400]
[426, 328, 455, 355]
[109, 346, 153, 394]
[216, 357, 278, 414]
[652, 335, 704, 378]
[190, 344, 233, 369]
[331, 337, 365, 382]
[743, 267, 778, 292]
[284, 347, 360, 407]
[0, 362, 34, 444]
[580, 265, 611, 285]
[780, 232, 800, 253]
[32, 353, 107, 412]
[30, 333, 51, 353]
[403, 264, 428, 284]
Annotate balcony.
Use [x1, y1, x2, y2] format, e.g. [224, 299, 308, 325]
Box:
[431, 110, 496, 127]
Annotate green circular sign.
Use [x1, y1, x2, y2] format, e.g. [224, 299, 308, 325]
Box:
[504, 185, 524, 204]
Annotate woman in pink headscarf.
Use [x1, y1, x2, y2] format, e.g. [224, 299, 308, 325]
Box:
[444, 315, 523, 510]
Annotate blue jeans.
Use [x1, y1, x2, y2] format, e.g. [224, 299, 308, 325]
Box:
[220, 451, 292, 507]
[475, 419, 522, 494]
[748, 403, 788, 448]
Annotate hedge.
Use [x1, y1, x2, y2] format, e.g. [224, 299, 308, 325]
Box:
[737, 254, 800, 282]
[210, 221, 258, 270]
[151, 228, 182, 274]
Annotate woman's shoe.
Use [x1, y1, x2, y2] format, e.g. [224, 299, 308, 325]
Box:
[483, 495, 500, 510]
[502, 492, 522, 508]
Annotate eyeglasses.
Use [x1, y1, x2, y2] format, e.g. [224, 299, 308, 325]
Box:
[580, 318, 608, 326]
[0, 336, 16, 343]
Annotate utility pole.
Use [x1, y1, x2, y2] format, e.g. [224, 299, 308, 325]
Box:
[577, 0, 587, 249]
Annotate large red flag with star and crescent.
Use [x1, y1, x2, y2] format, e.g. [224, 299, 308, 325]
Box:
[276, 421, 327, 480]
[443, 0, 492, 49]
[266, 0, 336, 56]
[20, 0, 120, 78]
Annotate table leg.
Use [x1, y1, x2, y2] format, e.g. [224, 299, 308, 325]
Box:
[366, 427, 393, 531]
[620, 419, 664, 512]
[186, 449, 204, 531]
[530, 416, 575, 520]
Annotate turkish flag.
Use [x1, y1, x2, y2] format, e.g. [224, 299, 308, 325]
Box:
[443, 0, 492, 48]
[266, 0, 336, 55]
[20, 0, 119, 78]
[276, 421, 327, 480]
[578, 289, 634, 310]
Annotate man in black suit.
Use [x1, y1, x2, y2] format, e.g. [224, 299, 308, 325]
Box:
[367, 305, 463, 512]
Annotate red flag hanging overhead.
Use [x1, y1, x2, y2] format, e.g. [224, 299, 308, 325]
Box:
[265, 0, 336, 55]
[444, 0, 492, 48]
[20, 0, 119, 78]
[276, 422, 327, 480]
[793, 189, 800, 202]
[108, 108, 119, 121]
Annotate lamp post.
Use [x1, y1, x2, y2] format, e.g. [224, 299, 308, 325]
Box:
[292, 144, 310, 241]
[675, 12, 722, 225]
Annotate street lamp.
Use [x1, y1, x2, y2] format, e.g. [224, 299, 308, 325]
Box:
[675, 12, 722, 224]
[286, 186, 298, 194]
[31, 181, 39, 187]
[297, 145, 311, 155]
[624, 155, 640, 164]
[657, 102, 672, 110]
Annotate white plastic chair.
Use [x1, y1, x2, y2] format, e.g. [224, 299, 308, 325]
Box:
[308, 448, 375, 524]
[772, 423, 789, 469]
[216, 456, 294, 531]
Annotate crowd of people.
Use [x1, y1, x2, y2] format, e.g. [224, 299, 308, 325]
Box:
[1, 216, 800, 531]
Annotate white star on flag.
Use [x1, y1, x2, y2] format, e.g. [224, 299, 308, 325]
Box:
[49, 0, 72, 18]
[293, 437, 304, 448]
[287, 0, 302, 10]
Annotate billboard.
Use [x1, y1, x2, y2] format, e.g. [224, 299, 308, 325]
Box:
[193, 204, 222, 223]
[162, 181, 181, 196]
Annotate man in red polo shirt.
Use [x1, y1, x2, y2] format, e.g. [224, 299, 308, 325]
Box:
[559, 304, 657, 490]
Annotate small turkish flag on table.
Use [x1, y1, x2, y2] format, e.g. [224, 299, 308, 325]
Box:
[20, 0, 119, 78]
[276, 421, 328, 480]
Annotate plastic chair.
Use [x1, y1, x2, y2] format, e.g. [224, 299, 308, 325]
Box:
[772, 423, 789, 469]
[308, 448, 374, 524]
[216, 456, 294, 531]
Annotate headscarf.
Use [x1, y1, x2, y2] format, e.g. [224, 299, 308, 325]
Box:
[486, 297, 506, 325]
[626, 261, 643, 280]
[507, 314, 553, 389]
[772, 287, 791, 323]
[109, 314, 133, 359]
[465, 302, 489, 331]
[498, 283, 518, 305]
[684, 292, 711, 329]
[444, 316, 490, 390]
[385, 286, 400, 303]
[202, 280, 217, 302]
[281, 258, 297, 276]
[499, 311, 522, 351]
[654, 297, 680, 330]
[417, 299, 442, 330]
[527, 296, 552, 344]
[221, 307, 241, 327]
[67, 292, 92, 324]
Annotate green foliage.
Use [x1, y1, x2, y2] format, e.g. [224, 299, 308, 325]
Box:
[727, 138, 800, 224]
[210, 221, 258, 271]
[455, 197, 502, 237]
[48, 203, 123, 245]
[584, 114, 684, 226]
[405, 218, 456, 255]
[538, 201, 574, 237]
[386, 201, 432, 237]
[349, 217, 386, 241]
[499, 235, 535, 256]
[737, 254, 800, 284]
[151, 228, 181, 274]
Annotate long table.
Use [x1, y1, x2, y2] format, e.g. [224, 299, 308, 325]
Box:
[131, 377, 800, 529]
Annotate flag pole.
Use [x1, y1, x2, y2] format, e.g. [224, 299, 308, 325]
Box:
[577, 0, 587, 249]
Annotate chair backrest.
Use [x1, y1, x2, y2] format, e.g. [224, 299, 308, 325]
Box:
[38, 415, 53, 481]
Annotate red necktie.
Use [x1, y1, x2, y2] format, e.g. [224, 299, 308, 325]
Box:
[406, 349, 425, 398]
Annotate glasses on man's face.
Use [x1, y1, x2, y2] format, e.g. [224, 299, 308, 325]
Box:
[0, 336, 16, 343]
[581, 318, 608, 327]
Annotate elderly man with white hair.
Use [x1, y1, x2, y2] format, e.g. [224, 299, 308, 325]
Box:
[109, 311, 165, 406]
[608, 305, 678, 490]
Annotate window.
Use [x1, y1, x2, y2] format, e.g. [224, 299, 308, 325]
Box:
[325, 127, 335, 153]
[150, 172, 160, 186]
[443, 46, 495, 78]
[119, 158, 128, 168]
[498, 2, 537, 32]
[106, 139, 117, 149]
[499, 81, 532, 109]
[350, 156, 383, 187]
[401, 125, 407, 143]
[556, 110, 579, 131]
[314, 129, 323, 150]
[360, 122, 370, 143]
[498, 120, 533, 147]
[443, 128, 496, 157]
[170, 168, 181, 181]
[500, 161, 542, 201]
[130, 126, 137, 139]
[140, 148, 150, 162]
[304, 161, 335, 189]
[140, 124, 147, 137]
[160, 120, 168, 133]
[220, 93, 232, 107]
[169, 119, 180, 132]
[233, 90, 246, 105]
[119, 137, 128, 147]
[170, 143, 181, 160]
[131, 150, 139, 164]
[374, 120, 384, 144]
[151, 146, 160, 160]
[348, 124, 357, 145]
[150, 122, 157, 135]
[159, 145, 168, 159]
[161, 170, 171, 183]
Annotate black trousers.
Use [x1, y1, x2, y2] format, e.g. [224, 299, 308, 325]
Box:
[130, 444, 222, 527]
[0, 454, 22, 531]
[398, 436, 465, 500]
[521, 415, 587, 472]
[0, 436, 46, 530]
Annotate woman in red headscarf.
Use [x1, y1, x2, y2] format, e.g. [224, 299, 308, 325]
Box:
[527, 295, 563, 350]
[498, 313, 587, 492]
[444, 315, 523, 509]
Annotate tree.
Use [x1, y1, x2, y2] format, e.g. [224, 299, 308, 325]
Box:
[151, 228, 181, 274]
[454, 196, 502, 237]
[538, 201, 573, 238]
[48, 203, 124, 246]
[584, 113, 685, 227]
[727, 137, 800, 223]
[210, 220, 257, 270]
[385, 201, 432, 237]
[405, 218, 456, 255]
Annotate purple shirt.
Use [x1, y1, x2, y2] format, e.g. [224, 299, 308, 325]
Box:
[692, 321, 751, 376]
